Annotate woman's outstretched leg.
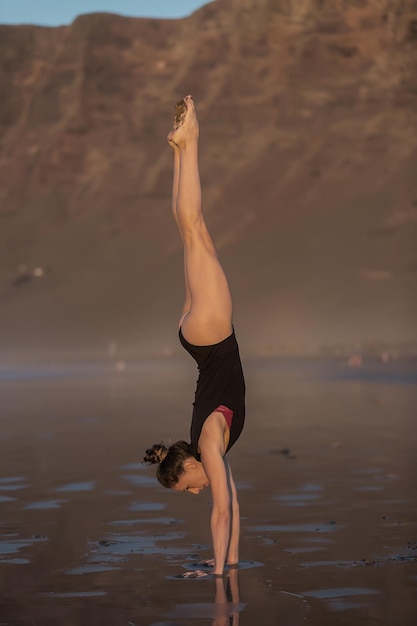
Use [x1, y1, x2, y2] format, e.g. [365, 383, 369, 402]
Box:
[169, 140, 191, 324]
[167, 96, 233, 346]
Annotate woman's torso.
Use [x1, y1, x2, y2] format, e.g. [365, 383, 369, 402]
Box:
[179, 328, 246, 461]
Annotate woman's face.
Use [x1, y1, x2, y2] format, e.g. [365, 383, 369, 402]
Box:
[173, 458, 209, 495]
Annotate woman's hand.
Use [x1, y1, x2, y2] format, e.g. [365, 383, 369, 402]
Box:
[199, 558, 239, 569]
[178, 569, 208, 579]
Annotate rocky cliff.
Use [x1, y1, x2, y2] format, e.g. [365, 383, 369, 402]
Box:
[0, 0, 416, 357]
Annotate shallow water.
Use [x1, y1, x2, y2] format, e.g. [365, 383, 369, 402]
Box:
[0, 357, 416, 625]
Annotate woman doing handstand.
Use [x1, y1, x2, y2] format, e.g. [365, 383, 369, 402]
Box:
[144, 96, 246, 578]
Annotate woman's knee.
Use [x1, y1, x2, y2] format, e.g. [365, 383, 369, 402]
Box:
[180, 216, 204, 242]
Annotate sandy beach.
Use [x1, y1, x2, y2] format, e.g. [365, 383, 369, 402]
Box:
[1, 3, 416, 624]
[0, 356, 416, 625]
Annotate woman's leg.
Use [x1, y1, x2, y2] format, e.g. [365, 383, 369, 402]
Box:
[170, 142, 191, 325]
[168, 96, 233, 345]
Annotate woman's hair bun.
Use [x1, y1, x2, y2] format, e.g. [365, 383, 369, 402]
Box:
[143, 443, 168, 465]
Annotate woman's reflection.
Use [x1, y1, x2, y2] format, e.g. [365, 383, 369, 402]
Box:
[212, 567, 243, 626]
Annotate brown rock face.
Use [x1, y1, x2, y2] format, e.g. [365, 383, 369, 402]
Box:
[0, 1, 416, 357]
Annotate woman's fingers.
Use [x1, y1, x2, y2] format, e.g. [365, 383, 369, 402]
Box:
[198, 558, 215, 567]
[178, 569, 208, 579]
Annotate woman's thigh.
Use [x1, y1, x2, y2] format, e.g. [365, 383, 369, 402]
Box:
[180, 223, 233, 345]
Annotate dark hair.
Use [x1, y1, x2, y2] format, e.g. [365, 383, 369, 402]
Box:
[143, 440, 193, 488]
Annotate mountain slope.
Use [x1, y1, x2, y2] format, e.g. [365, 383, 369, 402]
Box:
[0, 0, 416, 357]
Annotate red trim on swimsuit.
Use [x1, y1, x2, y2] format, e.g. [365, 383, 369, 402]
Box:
[215, 405, 233, 429]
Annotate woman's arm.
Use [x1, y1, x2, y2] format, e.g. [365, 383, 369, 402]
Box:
[199, 414, 232, 576]
[198, 463, 240, 570]
[224, 460, 240, 565]
[200, 444, 230, 575]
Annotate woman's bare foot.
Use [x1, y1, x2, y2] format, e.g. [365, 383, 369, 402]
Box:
[167, 95, 199, 148]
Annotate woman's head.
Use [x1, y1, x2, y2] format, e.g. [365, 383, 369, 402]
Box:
[144, 440, 191, 488]
[143, 440, 209, 494]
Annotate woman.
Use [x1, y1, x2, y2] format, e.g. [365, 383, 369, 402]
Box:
[144, 96, 246, 578]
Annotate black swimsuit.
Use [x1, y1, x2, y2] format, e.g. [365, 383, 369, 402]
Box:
[179, 327, 246, 461]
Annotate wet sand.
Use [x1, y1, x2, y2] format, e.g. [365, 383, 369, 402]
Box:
[0, 356, 416, 625]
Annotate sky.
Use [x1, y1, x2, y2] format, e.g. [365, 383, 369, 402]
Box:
[0, 1, 213, 26]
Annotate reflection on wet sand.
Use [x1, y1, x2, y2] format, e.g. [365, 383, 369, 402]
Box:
[25, 499, 67, 509]
[301, 586, 381, 613]
[0, 358, 416, 625]
[165, 569, 245, 625]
